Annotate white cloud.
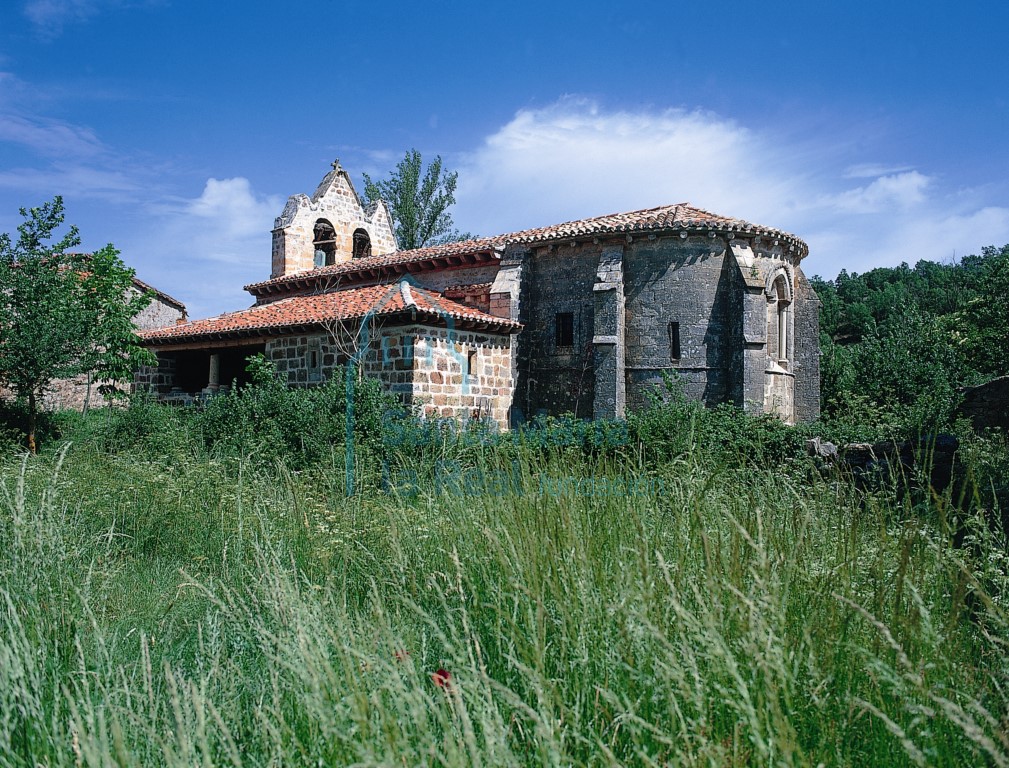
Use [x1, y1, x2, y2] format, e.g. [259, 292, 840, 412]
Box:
[0, 77, 146, 202]
[0, 70, 281, 318]
[454, 97, 804, 235]
[843, 163, 915, 179]
[124, 178, 284, 319]
[806, 205, 1009, 277]
[23, 0, 102, 33]
[0, 164, 140, 199]
[829, 171, 932, 214]
[0, 113, 105, 157]
[450, 98, 1009, 281]
[6, 96, 1005, 321]
[182, 177, 280, 246]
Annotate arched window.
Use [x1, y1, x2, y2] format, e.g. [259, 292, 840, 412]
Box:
[352, 228, 372, 260]
[771, 274, 790, 365]
[313, 219, 337, 267]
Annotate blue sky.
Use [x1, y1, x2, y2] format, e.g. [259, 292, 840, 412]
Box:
[1, 0, 1007, 318]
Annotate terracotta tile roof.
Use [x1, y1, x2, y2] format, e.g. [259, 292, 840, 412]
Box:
[499, 203, 803, 246]
[246, 239, 506, 296]
[246, 203, 807, 297]
[140, 281, 521, 345]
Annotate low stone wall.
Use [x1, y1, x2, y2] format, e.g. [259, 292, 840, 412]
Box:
[957, 376, 1009, 432]
[408, 326, 513, 427]
[265, 324, 515, 429]
[135, 354, 178, 394]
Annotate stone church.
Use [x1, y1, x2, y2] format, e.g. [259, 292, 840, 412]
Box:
[139, 161, 820, 426]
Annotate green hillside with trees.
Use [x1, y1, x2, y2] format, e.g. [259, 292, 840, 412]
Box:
[812, 245, 1009, 433]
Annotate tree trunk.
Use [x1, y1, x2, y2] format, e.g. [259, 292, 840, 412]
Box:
[27, 391, 37, 455]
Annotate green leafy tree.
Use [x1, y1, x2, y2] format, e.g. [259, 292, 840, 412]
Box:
[362, 149, 472, 250]
[848, 308, 968, 431]
[961, 244, 1009, 377]
[0, 197, 155, 453]
[812, 249, 1009, 430]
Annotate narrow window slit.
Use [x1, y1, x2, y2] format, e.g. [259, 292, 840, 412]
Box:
[668, 321, 681, 361]
[555, 312, 574, 348]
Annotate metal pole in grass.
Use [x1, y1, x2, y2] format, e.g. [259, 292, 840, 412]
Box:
[345, 360, 355, 496]
[344, 286, 387, 497]
[345, 307, 380, 497]
[342, 275, 460, 496]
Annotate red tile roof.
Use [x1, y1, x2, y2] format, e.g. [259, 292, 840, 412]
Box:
[246, 202, 808, 297]
[140, 281, 521, 345]
[246, 242, 504, 298]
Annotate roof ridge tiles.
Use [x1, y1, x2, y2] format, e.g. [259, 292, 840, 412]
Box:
[399, 278, 415, 308]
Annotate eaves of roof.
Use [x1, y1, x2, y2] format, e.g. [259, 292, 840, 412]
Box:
[131, 276, 187, 313]
[140, 280, 521, 347]
[245, 202, 808, 300]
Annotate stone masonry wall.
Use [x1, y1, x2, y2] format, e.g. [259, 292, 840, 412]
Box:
[763, 370, 794, 421]
[264, 324, 514, 429]
[134, 352, 177, 395]
[266, 334, 341, 386]
[395, 326, 513, 428]
[511, 232, 819, 423]
[253, 264, 500, 308]
[407, 264, 499, 295]
[592, 246, 626, 419]
[133, 294, 186, 331]
[791, 269, 822, 421]
[957, 376, 1009, 432]
[516, 241, 600, 419]
[624, 234, 734, 411]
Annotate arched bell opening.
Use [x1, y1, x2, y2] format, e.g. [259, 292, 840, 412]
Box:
[352, 228, 372, 260]
[313, 219, 337, 267]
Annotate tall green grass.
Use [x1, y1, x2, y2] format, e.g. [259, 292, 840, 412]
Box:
[0, 435, 1006, 766]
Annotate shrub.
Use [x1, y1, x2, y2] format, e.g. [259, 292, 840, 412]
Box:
[628, 372, 808, 466]
[0, 399, 63, 453]
[196, 355, 399, 469]
[627, 372, 698, 461]
[513, 413, 630, 456]
[57, 392, 195, 458]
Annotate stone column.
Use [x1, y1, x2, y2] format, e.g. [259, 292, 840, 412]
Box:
[488, 248, 525, 322]
[731, 241, 769, 414]
[592, 247, 625, 420]
[208, 353, 221, 391]
[489, 247, 528, 425]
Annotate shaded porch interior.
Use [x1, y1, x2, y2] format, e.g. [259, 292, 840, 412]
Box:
[160, 345, 265, 397]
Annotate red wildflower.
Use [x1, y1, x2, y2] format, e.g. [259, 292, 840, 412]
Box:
[431, 668, 452, 690]
[393, 649, 410, 663]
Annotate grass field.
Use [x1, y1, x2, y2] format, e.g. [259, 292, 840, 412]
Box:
[0, 410, 1007, 766]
